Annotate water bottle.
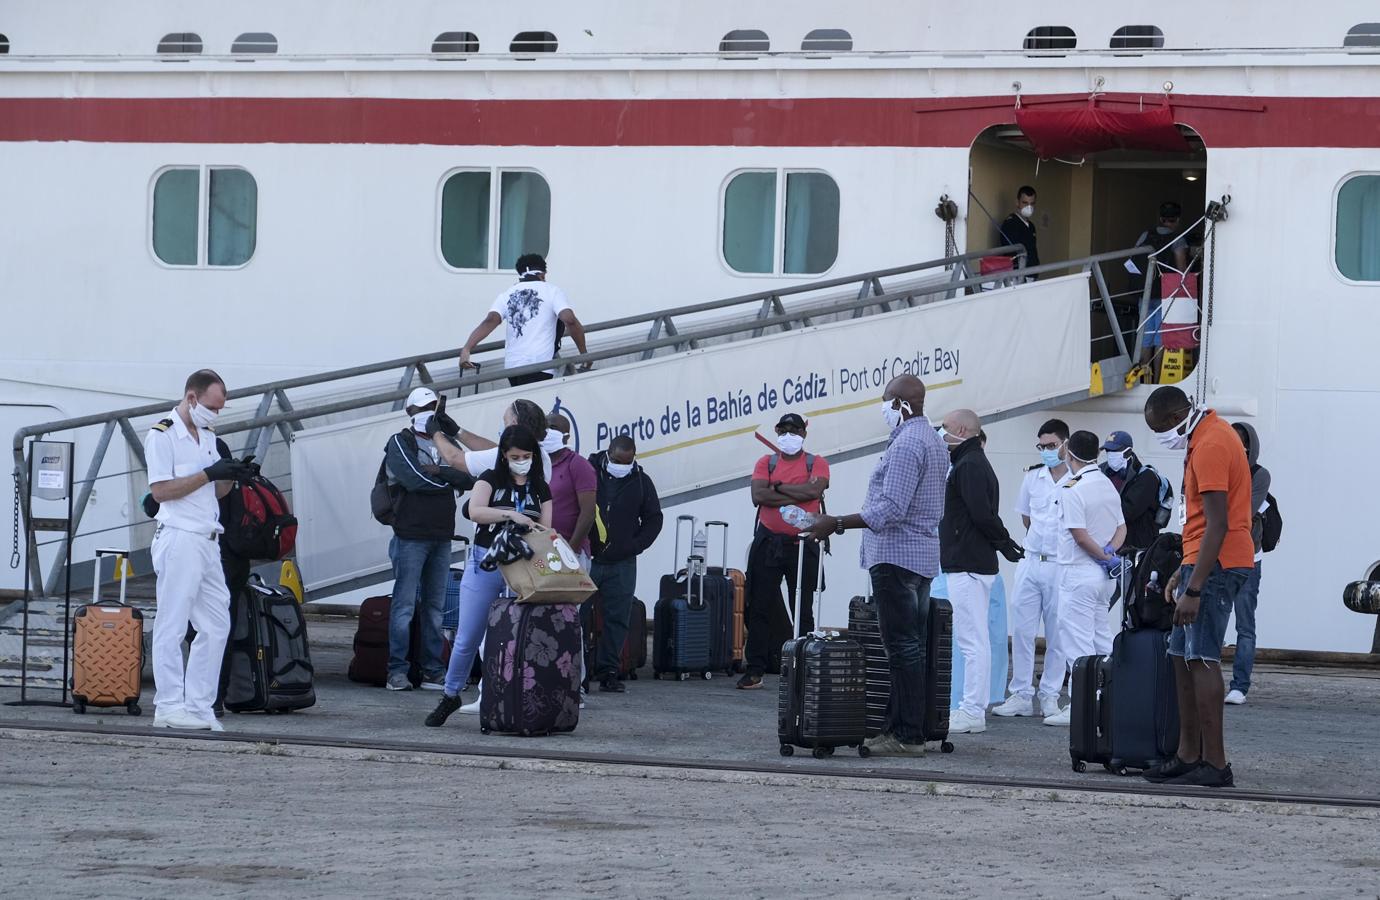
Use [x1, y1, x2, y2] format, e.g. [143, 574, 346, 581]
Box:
[692, 528, 708, 574]
[1148, 571, 1160, 595]
[780, 505, 818, 530]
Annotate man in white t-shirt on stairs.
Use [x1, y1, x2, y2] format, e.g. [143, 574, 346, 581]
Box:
[459, 253, 593, 386]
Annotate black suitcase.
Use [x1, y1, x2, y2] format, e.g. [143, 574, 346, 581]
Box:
[847, 596, 889, 738]
[480, 597, 582, 736]
[224, 576, 316, 713]
[653, 516, 714, 680]
[702, 520, 746, 675]
[1070, 627, 1180, 774]
[847, 592, 954, 753]
[777, 634, 869, 759]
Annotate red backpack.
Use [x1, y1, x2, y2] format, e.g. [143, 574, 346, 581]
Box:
[223, 474, 298, 561]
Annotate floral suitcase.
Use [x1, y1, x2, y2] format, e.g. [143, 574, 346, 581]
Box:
[480, 597, 582, 736]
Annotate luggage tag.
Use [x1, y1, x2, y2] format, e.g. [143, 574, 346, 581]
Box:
[1177, 492, 1187, 527]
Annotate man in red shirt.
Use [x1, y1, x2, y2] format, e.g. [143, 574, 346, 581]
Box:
[546, 413, 597, 560]
[737, 413, 830, 690]
[1142, 386, 1255, 787]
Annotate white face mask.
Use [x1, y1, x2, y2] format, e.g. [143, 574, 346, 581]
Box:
[605, 461, 635, 479]
[1104, 451, 1129, 473]
[540, 431, 567, 455]
[411, 411, 434, 434]
[1020, 204, 1035, 219]
[882, 400, 911, 430]
[776, 433, 805, 456]
[508, 457, 533, 477]
[1154, 407, 1204, 452]
[190, 401, 219, 430]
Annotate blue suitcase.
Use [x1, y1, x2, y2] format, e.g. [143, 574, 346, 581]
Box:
[652, 569, 712, 680]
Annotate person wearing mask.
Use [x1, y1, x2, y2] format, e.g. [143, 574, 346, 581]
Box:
[737, 413, 831, 690]
[999, 185, 1040, 273]
[938, 409, 1024, 735]
[992, 419, 1071, 719]
[1226, 422, 1272, 706]
[1139, 387, 1254, 787]
[426, 425, 553, 726]
[802, 375, 947, 757]
[1134, 201, 1192, 365]
[545, 413, 597, 562]
[1098, 431, 1168, 553]
[1043, 430, 1126, 726]
[144, 369, 255, 730]
[383, 388, 475, 692]
[587, 435, 664, 693]
[458, 254, 592, 386]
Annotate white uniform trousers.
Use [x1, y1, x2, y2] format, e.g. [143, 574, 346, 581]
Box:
[949, 571, 997, 719]
[151, 526, 231, 720]
[1007, 556, 1065, 702]
[1056, 564, 1116, 672]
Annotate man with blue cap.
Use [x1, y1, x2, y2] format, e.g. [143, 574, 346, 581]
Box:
[1099, 430, 1172, 554]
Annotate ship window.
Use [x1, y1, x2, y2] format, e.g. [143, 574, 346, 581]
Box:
[433, 31, 479, 54]
[1335, 175, 1380, 282]
[1110, 25, 1164, 50]
[439, 169, 551, 271]
[0, 34, 10, 55]
[1344, 24, 1380, 47]
[720, 30, 770, 53]
[231, 32, 277, 54]
[1025, 26, 1076, 51]
[152, 166, 257, 268]
[723, 170, 839, 275]
[157, 33, 203, 54]
[511, 31, 557, 53]
[801, 29, 852, 52]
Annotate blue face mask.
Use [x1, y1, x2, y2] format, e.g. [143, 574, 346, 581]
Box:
[1040, 448, 1063, 468]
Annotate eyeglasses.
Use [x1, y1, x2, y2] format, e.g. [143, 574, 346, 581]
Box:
[1035, 441, 1061, 451]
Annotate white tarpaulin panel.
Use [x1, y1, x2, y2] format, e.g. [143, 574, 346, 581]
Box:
[292, 274, 1091, 590]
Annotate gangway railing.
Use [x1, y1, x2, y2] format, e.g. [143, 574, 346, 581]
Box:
[11, 242, 1154, 596]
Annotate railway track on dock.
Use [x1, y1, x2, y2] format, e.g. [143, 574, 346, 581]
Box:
[3, 718, 1377, 812]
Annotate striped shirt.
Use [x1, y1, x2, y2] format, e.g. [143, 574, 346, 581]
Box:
[860, 415, 948, 577]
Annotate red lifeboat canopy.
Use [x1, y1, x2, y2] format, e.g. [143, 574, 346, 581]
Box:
[1015, 102, 1192, 158]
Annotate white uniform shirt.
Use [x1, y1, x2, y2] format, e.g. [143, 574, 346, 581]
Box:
[490, 280, 571, 373]
[463, 447, 553, 479]
[1055, 466, 1125, 568]
[143, 408, 223, 534]
[1016, 464, 1073, 557]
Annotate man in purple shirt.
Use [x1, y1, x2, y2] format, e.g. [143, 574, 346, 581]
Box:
[546, 413, 597, 559]
[804, 374, 947, 757]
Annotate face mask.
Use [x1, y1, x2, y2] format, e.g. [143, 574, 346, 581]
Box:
[882, 400, 911, 430]
[411, 411, 434, 434]
[938, 427, 959, 445]
[1020, 204, 1035, 219]
[190, 402, 219, 430]
[1039, 448, 1063, 468]
[777, 433, 805, 455]
[1156, 225, 1174, 235]
[508, 458, 533, 476]
[1104, 451, 1128, 472]
[1154, 407, 1203, 451]
[606, 461, 634, 479]
[540, 431, 566, 455]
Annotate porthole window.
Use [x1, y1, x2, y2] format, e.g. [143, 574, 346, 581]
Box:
[801, 29, 852, 52]
[1344, 24, 1380, 48]
[439, 169, 551, 271]
[231, 32, 277, 54]
[1024, 26, 1076, 51]
[151, 167, 258, 268]
[433, 31, 479, 54]
[510, 31, 557, 53]
[720, 29, 769, 52]
[722, 170, 839, 276]
[1335, 174, 1380, 282]
[157, 33, 203, 55]
[0, 34, 10, 55]
[1110, 25, 1164, 50]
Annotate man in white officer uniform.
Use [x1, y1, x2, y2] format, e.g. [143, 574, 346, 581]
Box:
[144, 369, 254, 730]
[1044, 429, 1126, 726]
[993, 418, 1072, 718]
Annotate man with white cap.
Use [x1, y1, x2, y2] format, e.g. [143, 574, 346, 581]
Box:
[381, 387, 474, 692]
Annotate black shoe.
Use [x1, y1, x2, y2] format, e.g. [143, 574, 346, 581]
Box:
[599, 673, 626, 693]
[425, 693, 463, 727]
[1165, 762, 1235, 788]
[212, 702, 225, 719]
[1142, 756, 1199, 783]
[736, 673, 763, 690]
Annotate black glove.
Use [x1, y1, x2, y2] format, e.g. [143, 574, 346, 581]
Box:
[433, 410, 461, 438]
[998, 540, 1025, 563]
[204, 458, 252, 483]
[439, 467, 474, 491]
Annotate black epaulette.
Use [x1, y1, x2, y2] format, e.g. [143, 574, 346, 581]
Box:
[150, 417, 173, 433]
[1024, 463, 1045, 472]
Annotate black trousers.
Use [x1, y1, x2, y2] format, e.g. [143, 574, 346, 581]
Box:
[508, 371, 555, 387]
[744, 528, 819, 676]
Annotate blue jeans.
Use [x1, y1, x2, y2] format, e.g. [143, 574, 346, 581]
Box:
[1229, 562, 1262, 694]
[869, 563, 932, 745]
[388, 536, 449, 680]
[934, 573, 1010, 709]
[1168, 563, 1251, 664]
[591, 558, 637, 677]
[442, 546, 509, 696]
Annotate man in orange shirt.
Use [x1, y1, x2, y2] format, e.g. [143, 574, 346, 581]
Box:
[1141, 386, 1255, 787]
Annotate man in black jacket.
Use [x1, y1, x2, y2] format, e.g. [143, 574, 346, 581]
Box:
[939, 408, 1023, 735]
[382, 388, 473, 693]
[587, 435, 663, 693]
[1098, 430, 1166, 553]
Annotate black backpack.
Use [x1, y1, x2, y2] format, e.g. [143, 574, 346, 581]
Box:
[1129, 532, 1183, 631]
[1253, 465, 1283, 552]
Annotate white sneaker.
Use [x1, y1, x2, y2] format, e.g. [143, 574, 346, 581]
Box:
[862, 733, 926, 757]
[458, 700, 481, 715]
[1043, 705, 1072, 726]
[948, 710, 987, 734]
[1225, 689, 1247, 705]
[152, 710, 212, 730]
[1040, 694, 1065, 717]
[204, 718, 225, 733]
[992, 695, 1035, 717]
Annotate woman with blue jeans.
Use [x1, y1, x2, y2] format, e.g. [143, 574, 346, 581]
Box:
[426, 425, 552, 726]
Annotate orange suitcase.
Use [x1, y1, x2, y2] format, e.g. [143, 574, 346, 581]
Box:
[72, 550, 143, 716]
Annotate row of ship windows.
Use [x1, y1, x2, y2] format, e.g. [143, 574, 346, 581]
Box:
[4, 25, 1380, 56]
[147, 167, 842, 276]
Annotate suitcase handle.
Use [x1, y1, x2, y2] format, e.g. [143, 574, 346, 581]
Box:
[673, 515, 695, 570]
[684, 556, 705, 610]
[789, 539, 826, 639]
[705, 520, 729, 570]
[92, 549, 130, 607]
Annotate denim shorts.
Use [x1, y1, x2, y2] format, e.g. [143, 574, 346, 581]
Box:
[1167, 564, 1251, 663]
[1141, 305, 1163, 348]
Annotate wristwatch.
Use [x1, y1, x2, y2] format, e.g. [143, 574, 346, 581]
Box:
[1184, 587, 1202, 598]
[834, 518, 846, 535]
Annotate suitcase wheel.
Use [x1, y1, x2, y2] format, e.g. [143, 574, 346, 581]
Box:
[126, 701, 141, 717]
[1107, 764, 1129, 777]
[940, 742, 954, 754]
[779, 744, 794, 757]
[480, 726, 490, 735]
[857, 745, 871, 759]
[812, 747, 829, 760]
[701, 671, 712, 681]
[72, 699, 86, 715]
[677, 673, 688, 682]
[1072, 760, 1087, 773]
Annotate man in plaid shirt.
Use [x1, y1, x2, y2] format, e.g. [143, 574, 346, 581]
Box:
[804, 374, 947, 756]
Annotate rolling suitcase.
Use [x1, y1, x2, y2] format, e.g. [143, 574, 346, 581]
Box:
[847, 596, 889, 738]
[1070, 627, 1179, 775]
[480, 597, 582, 736]
[71, 549, 143, 716]
[703, 519, 746, 675]
[778, 546, 869, 759]
[621, 597, 648, 678]
[653, 516, 713, 680]
[347, 595, 392, 685]
[224, 575, 316, 713]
